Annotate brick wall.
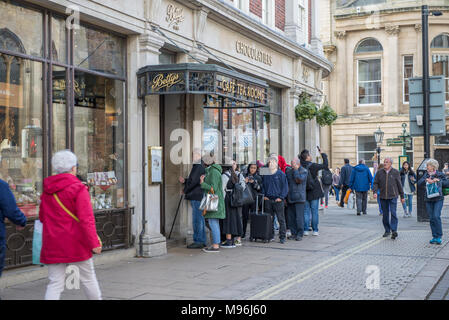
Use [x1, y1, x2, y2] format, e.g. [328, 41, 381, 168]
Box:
[275, 0, 285, 31]
[250, 0, 262, 18]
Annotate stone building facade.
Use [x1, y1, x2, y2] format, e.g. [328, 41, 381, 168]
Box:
[320, 0, 449, 170]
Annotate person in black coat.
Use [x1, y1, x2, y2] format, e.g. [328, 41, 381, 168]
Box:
[339, 159, 353, 208]
[241, 161, 262, 239]
[299, 149, 329, 236]
[179, 149, 206, 249]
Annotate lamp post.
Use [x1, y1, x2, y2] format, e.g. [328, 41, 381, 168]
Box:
[374, 126, 384, 166]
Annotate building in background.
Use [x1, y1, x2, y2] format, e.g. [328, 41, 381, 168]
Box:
[0, 0, 331, 270]
[320, 0, 449, 170]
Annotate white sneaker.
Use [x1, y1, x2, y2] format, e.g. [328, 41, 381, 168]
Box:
[286, 230, 292, 237]
[303, 231, 309, 236]
[312, 231, 319, 236]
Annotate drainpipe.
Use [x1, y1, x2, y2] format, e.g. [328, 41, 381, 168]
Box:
[139, 98, 147, 257]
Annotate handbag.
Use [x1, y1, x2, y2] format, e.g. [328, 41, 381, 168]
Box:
[32, 220, 43, 265]
[344, 189, 352, 204]
[53, 193, 103, 248]
[426, 182, 441, 199]
[199, 189, 219, 215]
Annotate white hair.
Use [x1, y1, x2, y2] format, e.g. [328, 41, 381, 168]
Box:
[52, 150, 77, 174]
[427, 159, 439, 171]
[384, 157, 393, 164]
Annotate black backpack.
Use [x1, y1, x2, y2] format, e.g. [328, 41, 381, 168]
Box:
[321, 169, 333, 186]
[305, 164, 316, 191]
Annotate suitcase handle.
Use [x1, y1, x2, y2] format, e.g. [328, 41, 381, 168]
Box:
[255, 193, 264, 215]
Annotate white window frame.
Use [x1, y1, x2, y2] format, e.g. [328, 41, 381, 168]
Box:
[403, 55, 413, 105]
[431, 53, 449, 103]
[299, 0, 306, 31]
[356, 58, 382, 106]
[357, 135, 376, 167]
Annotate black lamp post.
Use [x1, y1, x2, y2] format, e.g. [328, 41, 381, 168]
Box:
[374, 126, 384, 166]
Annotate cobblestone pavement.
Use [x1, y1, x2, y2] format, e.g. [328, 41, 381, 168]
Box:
[2, 198, 449, 300]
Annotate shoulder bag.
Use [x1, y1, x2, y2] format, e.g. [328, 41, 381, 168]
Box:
[199, 188, 219, 215]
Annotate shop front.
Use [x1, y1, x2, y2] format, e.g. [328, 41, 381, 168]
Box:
[0, 0, 131, 270]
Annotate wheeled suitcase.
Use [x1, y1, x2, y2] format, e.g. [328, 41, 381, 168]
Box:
[249, 195, 273, 243]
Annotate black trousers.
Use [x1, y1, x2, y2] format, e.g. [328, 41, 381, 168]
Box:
[339, 185, 350, 207]
[264, 199, 286, 240]
[242, 201, 256, 237]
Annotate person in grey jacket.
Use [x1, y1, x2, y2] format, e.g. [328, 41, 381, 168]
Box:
[339, 159, 353, 208]
[373, 157, 405, 240]
[286, 158, 308, 241]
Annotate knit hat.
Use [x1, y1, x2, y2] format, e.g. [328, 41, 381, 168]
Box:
[202, 153, 215, 165]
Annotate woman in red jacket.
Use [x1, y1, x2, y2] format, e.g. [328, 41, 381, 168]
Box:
[40, 150, 102, 300]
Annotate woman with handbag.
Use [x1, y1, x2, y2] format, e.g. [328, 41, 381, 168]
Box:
[417, 159, 446, 245]
[39, 150, 102, 300]
[241, 161, 262, 239]
[200, 153, 225, 253]
[221, 160, 246, 248]
[400, 161, 417, 218]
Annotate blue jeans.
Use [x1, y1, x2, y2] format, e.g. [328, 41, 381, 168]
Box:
[377, 194, 383, 214]
[288, 203, 305, 237]
[207, 218, 221, 245]
[334, 186, 341, 202]
[425, 200, 444, 239]
[380, 198, 398, 233]
[304, 199, 319, 232]
[402, 194, 413, 214]
[191, 200, 206, 245]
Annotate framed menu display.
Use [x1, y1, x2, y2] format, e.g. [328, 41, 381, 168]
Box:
[148, 146, 162, 184]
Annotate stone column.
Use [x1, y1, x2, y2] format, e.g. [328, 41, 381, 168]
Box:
[385, 25, 400, 114]
[137, 31, 167, 257]
[285, 0, 302, 44]
[286, 87, 301, 161]
[334, 31, 347, 115]
[310, 0, 324, 56]
[415, 24, 422, 77]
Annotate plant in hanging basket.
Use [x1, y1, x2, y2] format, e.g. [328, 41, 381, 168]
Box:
[316, 102, 338, 127]
[295, 95, 318, 121]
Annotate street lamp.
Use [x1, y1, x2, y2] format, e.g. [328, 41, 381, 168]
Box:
[374, 126, 384, 166]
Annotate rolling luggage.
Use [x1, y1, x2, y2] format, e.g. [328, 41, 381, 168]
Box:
[249, 194, 273, 243]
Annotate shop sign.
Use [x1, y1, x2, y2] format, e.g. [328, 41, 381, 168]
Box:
[148, 72, 186, 94]
[235, 41, 273, 66]
[166, 3, 185, 30]
[0, 83, 22, 108]
[216, 74, 267, 105]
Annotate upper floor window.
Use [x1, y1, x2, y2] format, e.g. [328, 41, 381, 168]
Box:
[355, 38, 383, 106]
[299, 0, 306, 30]
[431, 34, 449, 102]
[403, 55, 413, 104]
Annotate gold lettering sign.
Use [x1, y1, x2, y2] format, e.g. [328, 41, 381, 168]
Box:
[151, 73, 182, 91]
[219, 78, 265, 103]
[235, 41, 273, 66]
[166, 4, 185, 30]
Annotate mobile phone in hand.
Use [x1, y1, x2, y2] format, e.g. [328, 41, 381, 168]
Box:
[317, 146, 321, 153]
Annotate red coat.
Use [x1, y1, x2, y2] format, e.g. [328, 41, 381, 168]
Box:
[39, 173, 100, 264]
[278, 155, 287, 173]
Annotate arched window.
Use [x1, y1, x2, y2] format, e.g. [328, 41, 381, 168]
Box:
[431, 34, 449, 102]
[355, 38, 383, 105]
[355, 38, 383, 54]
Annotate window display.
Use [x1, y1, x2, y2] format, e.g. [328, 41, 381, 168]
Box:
[74, 71, 125, 210]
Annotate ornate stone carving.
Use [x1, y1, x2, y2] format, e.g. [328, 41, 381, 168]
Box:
[385, 25, 400, 36]
[166, 3, 185, 30]
[334, 31, 346, 40]
[414, 23, 422, 32]
[323, 45, 336, 55]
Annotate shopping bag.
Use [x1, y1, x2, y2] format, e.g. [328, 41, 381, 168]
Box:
[32, 220, 43, 265]
[199, 189, 219, 215]
[344, 189, 352, 204]
[347, 192, 355, 209]
[426, 182, 441, 199]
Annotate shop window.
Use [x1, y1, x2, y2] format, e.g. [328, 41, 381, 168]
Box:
[74, 25, 125, 77]
[203, 107, 220, 158]
[73, 71, 125, 210]
[51, 16, 67, 63]
[403, 55, 413, 103]
[0, 56, 43, 218]
[435, 133, 449, 145]
[0, 0, 43, 57]
[357, 136, 376, 167]
[52, 66, 67, 155]
[231, 109, 253, 164]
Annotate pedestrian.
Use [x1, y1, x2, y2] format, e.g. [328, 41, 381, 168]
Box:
[299, 148, 329, 236]
[374, 163, 384, 216]
[443, 163, 449, 177]
[179, 148, 206, 249]
[242, 161, 262, 239]
[373, 157, 405, 240]
[400, 161, 417, 218]
[332, 167, 341, 203]
[339, 159, 353, 208]
[320, 167, 333, 209]
[349, 159, 373, 216]
[262, 156, 289, 243]
[40, 150, 102, 300]
[200, 153, 225, 253]
[0, 179, 27, 285]
[418, 159, 446, 245]
[286, 157, 308, 241]
[221, 160, 245, 248]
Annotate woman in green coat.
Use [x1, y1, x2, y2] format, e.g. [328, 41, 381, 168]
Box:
[200, 154, 225, 253]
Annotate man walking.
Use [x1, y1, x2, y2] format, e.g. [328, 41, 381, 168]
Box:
[286, 158, 308, 241]
[262, 156, 289, 244]
[349, 159, 373, 216]
[299, 148, 329, 236]
[373, 157, 405, 240]
[179, 148, 206, 249]
[339, 159, 353, 208]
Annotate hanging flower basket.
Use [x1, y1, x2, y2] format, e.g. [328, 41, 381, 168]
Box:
[316, 102, 338, 127]
[295, 95, 318, 122]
